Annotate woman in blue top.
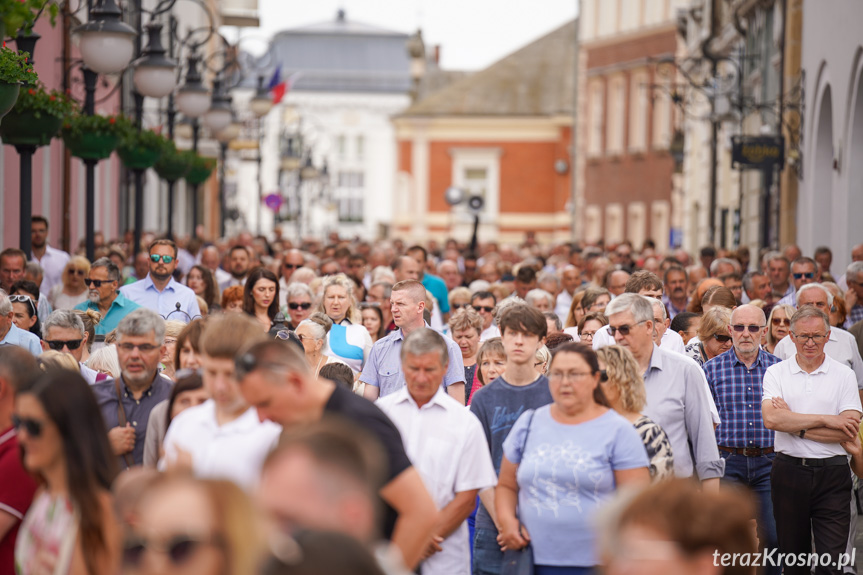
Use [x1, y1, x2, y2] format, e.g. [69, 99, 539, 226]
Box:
[496, 343, 650, 575]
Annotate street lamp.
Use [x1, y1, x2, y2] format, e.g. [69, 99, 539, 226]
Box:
[133, 22, 177, 98]
[250, 75, 273, 118]
[202, 77, 232, 133]
[73, 0, 137, 75]
[176, 53, 210, 118]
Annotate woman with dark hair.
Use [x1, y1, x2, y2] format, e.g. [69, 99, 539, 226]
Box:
[186, 265, 218, 311]
[359, 303, 386, 342]
[173, 318, 206, 371]
[495, 343, 650, 574]
[10, 293, 41, 337]
[14, 371, 121, 575]
[670, 311, 701, 345]
[243, 267, 280, 332]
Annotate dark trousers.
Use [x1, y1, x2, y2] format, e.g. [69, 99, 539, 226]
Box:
[721, 451, 780, 575]
[771, 455, 852, 575]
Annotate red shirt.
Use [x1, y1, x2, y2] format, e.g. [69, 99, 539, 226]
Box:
[0, 426, 38, 573]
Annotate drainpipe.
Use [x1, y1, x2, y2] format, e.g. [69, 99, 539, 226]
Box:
[701, 2, 719, 247]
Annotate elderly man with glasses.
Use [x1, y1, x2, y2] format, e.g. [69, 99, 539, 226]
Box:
[120, 239, 200, 323]
[74, 257, 141, 336]
[41, 310, 107, 384]
[763, 306, 862, 575]
[777, 257, 822, 307]
[703, 304, 782, 575]
[90, 308, 172, 469]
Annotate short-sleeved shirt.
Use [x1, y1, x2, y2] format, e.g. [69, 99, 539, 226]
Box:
[772, 328, 863, 390]
[74, 293, 142, 335]
[360, 325, 465, 397]
[323, 384, 413, 538]
[0, 324, 42, 356]
[119, 275, 201, 323]
[503, 407, 648, 567]
[0, 428, 38, 573]
[762, 354, 862, 458]
[469, 374, 553, 531]
[91, 374, 174, 468]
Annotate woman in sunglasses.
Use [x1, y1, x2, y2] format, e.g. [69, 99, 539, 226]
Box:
[283, 282, 314, 329]
[765, 303, 795, 355]
[684, 307, 733, 366]
[48, 257, 91, 311]
[121, 474, 264, 575]
[14, 370, 121, 575]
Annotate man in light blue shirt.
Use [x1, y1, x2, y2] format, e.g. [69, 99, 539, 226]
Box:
[120, 239, 200, 323]
[75, 257, 141, 335]
[0, 292, 41, 355]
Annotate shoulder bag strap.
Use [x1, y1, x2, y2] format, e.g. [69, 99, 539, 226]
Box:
[114, 379, 135, 469]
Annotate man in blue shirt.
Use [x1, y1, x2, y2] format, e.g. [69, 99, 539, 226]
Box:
[0, 292, 41, 356]
[120, 239, 200, 323]
[75, 257, 141, 336]
[703, 303, 780, 575]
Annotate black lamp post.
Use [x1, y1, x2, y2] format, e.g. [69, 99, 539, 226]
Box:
[12, 31, 41, 258]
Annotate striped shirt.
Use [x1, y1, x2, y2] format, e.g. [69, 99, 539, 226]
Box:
[703, 348, 781, 448]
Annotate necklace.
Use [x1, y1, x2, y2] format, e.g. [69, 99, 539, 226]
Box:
[313, 354, 325, 377]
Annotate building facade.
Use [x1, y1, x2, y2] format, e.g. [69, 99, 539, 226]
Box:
[392, 20, 576, 245]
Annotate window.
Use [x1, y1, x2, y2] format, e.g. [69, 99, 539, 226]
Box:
[598, 0, 617, 37]
[627, 202, 646, 248]
[652, 77, 672, 149]
[644, 0, 666, 25]
[337, 135, 346, 161]
[606, 203, 624, 245]
[449, 147, 501, 225]
[336, 171, 364, 222]
[588, 80, 604, 157]
[620, 0, 641, 32]
[606, 76, 626, 155]
[629, 70, 649, 152]
[356, 135, 365, 161]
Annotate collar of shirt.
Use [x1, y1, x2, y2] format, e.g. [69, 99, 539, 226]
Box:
[195, 400, 263, 434]
[789, 354, 831, 376]
[730, 348, 768, 368]
[118, 373, 167, 399]
[391, 384, 449, 412]
[646, 344, 664, 374]
[143, 274, 177, 294]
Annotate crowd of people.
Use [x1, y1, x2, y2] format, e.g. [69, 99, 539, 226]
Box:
[1, 215, 863, 574]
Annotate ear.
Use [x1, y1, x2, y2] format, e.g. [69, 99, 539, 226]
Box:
[41, 340, 49, 352]
[82, 331, 89, 345]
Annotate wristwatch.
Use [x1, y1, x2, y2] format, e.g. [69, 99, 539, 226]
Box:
[799, 429, 807, 439]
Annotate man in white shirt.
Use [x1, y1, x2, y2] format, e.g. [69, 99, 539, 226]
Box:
[471, 291, 499, 341]
[762, 306, 862, 575]
[29, 216, 69, 295]
[376, 328, 497, 575]
[554, 265, 581, 323]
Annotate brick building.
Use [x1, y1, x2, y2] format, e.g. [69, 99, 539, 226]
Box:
[391, 20, 576, 244]
[575, 0, 686, 252]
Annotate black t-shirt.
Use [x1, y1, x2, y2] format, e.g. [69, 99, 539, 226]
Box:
[323, 385, 413, 538]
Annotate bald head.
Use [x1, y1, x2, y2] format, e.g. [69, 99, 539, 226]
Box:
[731, 304, 767, 326]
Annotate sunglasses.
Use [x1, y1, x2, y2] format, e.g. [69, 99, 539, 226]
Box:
[123, 534, 220, 567]
[282, 263, 302, 269]
[85, 278, 114, 287]
[287, 302, 312, 310]
[45, 339, 83, 351]
[67, 269, 86, 276]
[149, 254, 175, 264]
[731, 324, 764, 333]
[792, 272, 815, 280]
[12, 414, 43, 437]
[771, 317, 791, 327]
[713, 334, 733, 343]
[608, 320, 647, 336]
[472, 305, 494, 313]
[9, 295, 36, 315]
[452, 303, 470, 309]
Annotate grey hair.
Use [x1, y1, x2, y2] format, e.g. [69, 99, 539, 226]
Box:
[493, 295, 526, 323]
[761, 251, 788, 267]
[790, 306, 830, 333]
[90, 257, 119, 281]
[796, 283, 833, 307]
[116, 308, 166, 344]
[0, 290, 10, 316]
[298, 312, 332, 341]
[371, 266, 396, 285]
[742, 271, 766, 293]
[400, 327, 449, 368]
[370, 281, 393, 299]
[42, 309, 85, 339]
[537, 271, 561, 289]
[25, 261, 43, 276]
[709, 258, 741, 276]
[285, 281, 313, 300]
[525, 289, 555, 307]
[85, 344, 121, 379]
[847, 261, 863, 280]
[605, 293, 654, 324]
[543, 311, 563, 331]
[650, 298, 667, 321]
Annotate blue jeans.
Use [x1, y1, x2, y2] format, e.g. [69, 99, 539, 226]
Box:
[720, 451, 779, 575]
[472, 527, 503, 575]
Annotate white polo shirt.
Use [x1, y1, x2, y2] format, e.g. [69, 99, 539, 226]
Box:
[161, 399, 281, 491]
[376, 386, 497, 575]
[772, 327, 863, 389]
[762, 355, 862, 458]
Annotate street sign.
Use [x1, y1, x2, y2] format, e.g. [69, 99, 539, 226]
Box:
[264, 193, 283, 212]
[731, 136, 785, 169]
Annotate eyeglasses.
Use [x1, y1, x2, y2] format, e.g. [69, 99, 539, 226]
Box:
[67, 269, 86, 276]
[85, 278, 114, 288]
[771, 317, 791, 327]
[275, 330, 297, 341]
[731, 324, 765, 333]
[713, 334, 733, 343]
[117, 342, 159, 353]
[791, 332, 828, 344]
[452, 303, 470, 309]
[12, 414, 43, 437]
[580, 330, 597, 340]
[792, 272, 815, 280]
[123, 534, 221, 567]
[9, 295, 36, 315]
[45, 339, 83, 351]
[472, 305, 494, 313]
[548, 370, 594, 382]
[149, 254, 175, 264]
[287, 302, 312, 310]
[608, 320, 647, 336]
